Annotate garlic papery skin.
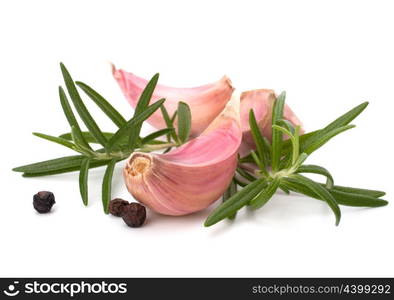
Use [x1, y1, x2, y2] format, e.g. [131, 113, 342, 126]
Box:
[112, 65, 234, 137]
[239, 89, 303, 157]
[123, 92, 242, 216]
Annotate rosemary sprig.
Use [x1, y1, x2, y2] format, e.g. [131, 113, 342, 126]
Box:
[205, 94, 388, 227]
[13, 63, 191, 213]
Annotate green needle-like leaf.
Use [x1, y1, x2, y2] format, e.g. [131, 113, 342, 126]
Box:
[280, 185, 290, 194]
[136, 74, 159, 111]
[21, 160, 110, 177]
[327, 189, 388, 207]
[283, 180, 388, 208]
[71, 125, 93, 153]
[79, 158, 90, 206]
[233, 177, 248, 187]
[128, 74, 160, 149]
[320, 102, 368, 135]
[302, 102, 368, 151]
[107, 99, 165, 150]
[282, 130, 317, 153]
[262, 137, 272, 164]
[290, 152, 309, 171]
[102, 159, 117, 214]
[205, 179, 266, 227]
[160, 105, 179, 142]
[249, 109, 269, 170]
[170, 111, 178, 124]
[271, 92, 286, 171]
[296, 165, 334, 188]
[272, 124, 299, 165]
[329, 185, 386, 198]
[33, 132, 77, 151]
[59, 131, 115, 144]
[13, 155, 88, 173]
[222, 180, 238, 220]
[277, 119, 296, 135]
[59, 86, 82, 133]
[60, 63, 108, 148]
[250, 151, 264, 170]
[177, 101, 192, 144]
[272, 124, 293, 138]
[249, 177, 281, 209]
[236, 167, 258, 182]
[76, 81, 127, 128]
[304, 125, 355, 155]
[289, 174, 341, 225]
[141, 128, 175, 145]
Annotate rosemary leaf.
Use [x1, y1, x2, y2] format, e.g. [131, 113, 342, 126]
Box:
[304, 125, 355, 155]
[160, 105, 179, 142]
[71, 125, 93, 153]
[329, 185, 386, 198]
[204, 179, 266, 227]
[60, 63, 108, 148]
[249, 109, 268, 170]
[271, 92, 286, 171]
[283, 180, 388, 208]
[250, 151, 264, 170]
[76, 81, 127, 128]
[21, 160, 112, 177]
[79, 158, 90, 206]
[177, 101, 192, 144]
[171, 111, 178, 123]
[296, 165, 334, 189]
[33, 132, 77, 151]
[327, 189, 388, 207]
[107, 99, 165, 151]
[282, 130, 317, 152]
[236, 167, 258, 182]
[249, 177, 281, 209]
[233, 177, 248, 187]
[13, 155, 87, 173]
[59, 86, 82, 133]
[102, 159, 117, 214]
[280, 185, 290, 194]
[277, 119, 295, 135]
[222, 180, 238, 220]
[272, 124, 299, 165]
[128, 74, 160, 149]
[59, 131, 115, 144]
[141, 128, 175, 145]
[239, 153, 254, 163]
[288, 174, 341, 225]
[301, 102, 368, 151]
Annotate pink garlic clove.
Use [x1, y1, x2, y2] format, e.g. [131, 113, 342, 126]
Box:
[123, 92, 242, 216]
[112, 65, 234, 137]
[239, 89, 303, 157]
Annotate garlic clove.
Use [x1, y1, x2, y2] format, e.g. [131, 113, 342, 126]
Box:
[112, 65, 234, 136]
[123, 92, 242, 216]
[239, 89, 303, 156]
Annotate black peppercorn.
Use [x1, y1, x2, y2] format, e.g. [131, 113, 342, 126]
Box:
[109, 198, 129, 216]
[33, 191, 55, 213]
[121, 203, 146, 227]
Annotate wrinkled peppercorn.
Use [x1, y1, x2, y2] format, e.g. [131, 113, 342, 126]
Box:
[121, 203, 146, 227]
[33, 191, 55, 213]
[109, 198, 129, 216]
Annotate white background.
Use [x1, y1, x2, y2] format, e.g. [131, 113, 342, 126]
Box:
[1, 0, 393, 277]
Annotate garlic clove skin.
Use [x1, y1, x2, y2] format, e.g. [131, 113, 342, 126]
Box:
[239, 89, 303, 157]
[123, 92, 242, 216]
[112, 65, 234, 137]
